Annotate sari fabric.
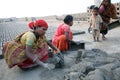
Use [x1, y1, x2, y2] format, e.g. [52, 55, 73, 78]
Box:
[52, 23, 73, 52]
[2, 31, 49, 68]
[99, 4, 117, 35]
[99, 4, 117, 23]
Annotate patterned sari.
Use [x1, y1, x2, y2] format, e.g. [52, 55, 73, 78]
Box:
[99, 4, 117, 23]
[2, 31, 49, 68]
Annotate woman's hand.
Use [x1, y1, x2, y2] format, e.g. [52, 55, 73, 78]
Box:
[47, 41, 61, 53]
[56, 49, 61, 53]
[43, 63, 55, 70]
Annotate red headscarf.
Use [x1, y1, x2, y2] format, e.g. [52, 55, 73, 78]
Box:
[28, 21, 35, 29]
[35, 20, 48, 29]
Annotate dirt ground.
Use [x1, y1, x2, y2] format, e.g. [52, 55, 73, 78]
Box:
[0, 21, 120, 80]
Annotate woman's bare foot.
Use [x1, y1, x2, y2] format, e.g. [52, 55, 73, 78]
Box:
[102, 35, 106, 40]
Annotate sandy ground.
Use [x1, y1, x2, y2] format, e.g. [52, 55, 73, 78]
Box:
[73, 25, 120, 54]
[0, 21, 120, 80]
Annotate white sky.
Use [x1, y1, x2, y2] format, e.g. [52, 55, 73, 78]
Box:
[0, 0, 119, 18]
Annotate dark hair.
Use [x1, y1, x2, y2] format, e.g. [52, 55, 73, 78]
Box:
[102, 0, 111, 5]
[108, 0, 111, 4]
[89, 5, 96, 10]
[93, 7, 99, 11]
[64, 15, 73, 24]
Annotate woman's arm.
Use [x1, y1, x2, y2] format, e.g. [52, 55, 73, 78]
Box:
[47, 41, 60, 53]
[25, 45, 45, 67]
[65, 32, 71, 42]
[89, 16, 92, 27]
[65, 32, 77, 45]
[25, 45, 55, 70]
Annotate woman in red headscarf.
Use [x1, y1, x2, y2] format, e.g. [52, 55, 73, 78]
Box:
[2, 20, 60, 70]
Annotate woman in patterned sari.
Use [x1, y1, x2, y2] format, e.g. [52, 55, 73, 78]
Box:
[2, 20, 60, 70]
[99, 0, 118, 40]
[52, 15, 74, 52]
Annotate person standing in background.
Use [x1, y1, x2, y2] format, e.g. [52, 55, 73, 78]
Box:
[90, 7, 103, 42]
[99, 0, 118, 40]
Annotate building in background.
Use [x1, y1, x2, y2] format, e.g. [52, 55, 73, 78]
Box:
[114, 2, 120, 17]
[0, 2, 120, 23]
